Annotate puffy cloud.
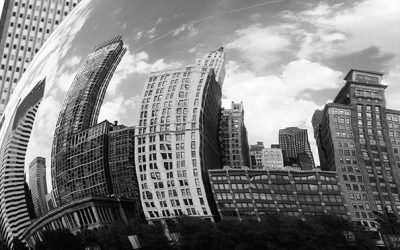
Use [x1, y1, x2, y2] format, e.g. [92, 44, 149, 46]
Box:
[384, 65, 400, 110]
[98, 95, 141, 124]
[172, 24, 198, 37]
[107, 48, 182, 95]
[284, 1, 400, 63]
[222, 59, 342, 165]
[156, 17, 163, 24]
[147, 26, 156, 39]
[226, 24, 291, 71]
[135, 31, 143, 41]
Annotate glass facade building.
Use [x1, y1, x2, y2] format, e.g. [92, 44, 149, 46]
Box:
[209, 168, 347, 221]
[51, 36, 126, 205]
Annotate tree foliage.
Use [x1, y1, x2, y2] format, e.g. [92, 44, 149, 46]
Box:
[35, 229, 84, 250]
[31, 214, 375, 250]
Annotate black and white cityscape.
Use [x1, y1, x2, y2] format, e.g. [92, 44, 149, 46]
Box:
[0, 0, 399, 249]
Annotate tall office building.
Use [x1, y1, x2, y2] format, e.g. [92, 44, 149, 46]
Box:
[0, 0, 81, 116]
[29, 157, 48, 217]
[108, 123, 138, 199]
[279, 127, 315, 170]
[250, 142, 264, 168]
[195, 47, 225, 86]
[249, 143, 284, 169]
[209, 168, 347, 221]
[135, 47, 225, 221]
[51, 36, 126, 205]
[262, 147, 284, 169]
[0, 78, 44, 248]
[219, 101, 250, 168]
[313, 69, 400, 228]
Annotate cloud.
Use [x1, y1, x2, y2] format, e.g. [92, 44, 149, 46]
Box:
[107, 48, 182, 95]
[156, 17, 163, 24]
[172, 24, 198, 37]
[222, 59, 342, 165]
[147, 27, 156, 39]
[98, 95, 140, 123]
[226, 23, 291, 71]
[284, 1, 400, 64]
[384, 65, 400, 109]
[135, 31, 143, 41]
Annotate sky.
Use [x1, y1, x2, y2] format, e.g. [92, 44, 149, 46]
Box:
[0, 0, 399, 188]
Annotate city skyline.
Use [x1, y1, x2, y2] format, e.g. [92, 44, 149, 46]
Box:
[0, 0, 398, 248]
[0, 0, 398, 190]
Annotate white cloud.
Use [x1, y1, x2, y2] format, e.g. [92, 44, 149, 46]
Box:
[147, 26, 156, 39]
[172, 24, 198, 37]
[222, 59, 342, 165]
[156, 17, 163, 24]
[226, 24, 291, 71]
[107, 48, 182, 95]
[98, 95, 140, 123]
[284, 1, 400, 63]
[135, 31, 143, 41]
[384, 65, 400, 110]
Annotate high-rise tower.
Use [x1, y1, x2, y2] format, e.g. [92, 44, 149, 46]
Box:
[0, 0, 81, 116]
[0, 78, 45, 248]
[219, 101, 250, 168]
[279, 127, 315, 170]
[28, 157, 48, 217]
[313, 69, 400, 229]
[51, 36, 126, 205]
[195, 47, 225, 86]
[135, 48, 225, 221]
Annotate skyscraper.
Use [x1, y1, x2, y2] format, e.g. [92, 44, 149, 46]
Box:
[108, 123, 138, 199]
[0, 78, 45, 248]
[250, 141, 264, 168]
[51, 36, 126, 205]
[313, 69, 400, 228]
[262, 147, 284, 169]
[135, 48, 225, 221]
[28, 157, 48, 217]
[0, 0, 81, 116]
[219, 101, 250, 168]
[279, 127, 315, 170]
[195, 47, 225, 86]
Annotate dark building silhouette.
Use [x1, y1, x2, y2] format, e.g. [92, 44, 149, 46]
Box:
[220, 102, 250, 168]
[279, 127, 315, 169]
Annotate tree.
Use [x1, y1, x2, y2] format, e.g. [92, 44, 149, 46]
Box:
[12, 239, 28, 250]
[374, 207, 400, 250]
[35, 229, 84, 250]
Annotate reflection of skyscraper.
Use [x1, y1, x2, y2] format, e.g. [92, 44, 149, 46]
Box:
[0, 78, 45, 249]
[108, 123, 138, 199]
[279, 127, 315, 169]
[250, 142, 264, 168]
[51, 36, 126, 205]
[135, 48, 224, 221]
[29, 157, 48, 217]
[220, 102, 250, 168]
[313, 69, 400, 229]
[0, 0, 81, 116]
[195, 47, 225, 86]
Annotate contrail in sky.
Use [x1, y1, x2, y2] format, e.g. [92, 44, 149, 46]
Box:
[133, 0, 285, 52]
